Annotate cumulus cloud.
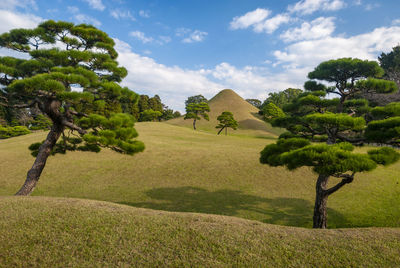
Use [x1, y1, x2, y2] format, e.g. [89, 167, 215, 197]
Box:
[139, 10, 150, 18]
[288, 0, 346, 15]
[280, 17, 335, 42]
[182, 30, 208, 43]
[74, 14, 101, 26]
[0, 9, 42, 34]
[274, 26, 400, 68]
[110, 9, 135, 21]
[230, 8, 290, 34]
[230, 8, 271, 30]
[130, 31, 153, 43]
[253, 13, 291, 34]
[82, 0, 105, 11]
[114, 39, 304, 111]
[0, 0, 37, 11]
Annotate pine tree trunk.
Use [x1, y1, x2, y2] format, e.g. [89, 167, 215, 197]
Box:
[225, 127, 227, 136]
[313, 174, 330, 229]
[217, 127, 224, 135]
[193, 119, 197, 130]
[15, 124, 63, 196]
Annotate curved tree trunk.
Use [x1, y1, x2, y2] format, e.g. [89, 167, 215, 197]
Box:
[313, 174, 330, 228]
[217, 127, 224, 135]
[15, 123, 63, 196]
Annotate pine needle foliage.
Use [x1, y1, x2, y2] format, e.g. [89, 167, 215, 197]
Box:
[0, 20, 144, 195]
[260, 57, 400, 228]
[184, 102, 210, 130]
[216, 111, 238, 135]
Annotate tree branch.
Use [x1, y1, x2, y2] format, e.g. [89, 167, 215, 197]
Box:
[324, 173, 354, 196]
[62, 120, 87, 135]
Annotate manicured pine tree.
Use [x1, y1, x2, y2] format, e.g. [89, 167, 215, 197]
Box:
[216, 111, 238, 135]
[184, 102, 210, 130]
[0, 20, 145, 195]
[260, 57, 400, 228]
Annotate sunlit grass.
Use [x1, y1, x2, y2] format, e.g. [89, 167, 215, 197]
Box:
[1, 122, 399, 228]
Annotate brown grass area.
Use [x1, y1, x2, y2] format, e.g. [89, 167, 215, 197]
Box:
[1, 196, 400, 267]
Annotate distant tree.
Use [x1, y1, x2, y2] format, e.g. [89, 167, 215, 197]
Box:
[139, 109, 162, 122]
[246, 99, 262, 109]
[261, 58, 399, 229]
[184, 102, 210, 130]
[173, 111, 181, 118]
[0, 20, 145, 195]
[185, 95, 208, 106]
[263, 103, 285, 122]
[138, 95, 150, 112]
[148, 95, 163, 112]
[262, 88, 302, 109]
[216, 111, 238, 135]
[361, 46, 400, 105]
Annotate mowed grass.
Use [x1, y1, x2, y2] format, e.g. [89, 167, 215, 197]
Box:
[1, 122, 400, 228]
[1, 196, 400, 267]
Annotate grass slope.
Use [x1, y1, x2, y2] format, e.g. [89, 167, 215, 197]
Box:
[1, 196, 400, 267]
[168, 89, 283, 136]
[0, 123, 399, 228]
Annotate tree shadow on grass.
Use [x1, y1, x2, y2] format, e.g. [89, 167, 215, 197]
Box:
[120, 186, 349, 228]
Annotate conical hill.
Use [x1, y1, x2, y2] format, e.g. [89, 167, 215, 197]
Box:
[168, 89, 282, 136]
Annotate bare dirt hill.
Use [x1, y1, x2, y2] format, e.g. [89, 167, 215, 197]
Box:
[168, 89, 282, 136]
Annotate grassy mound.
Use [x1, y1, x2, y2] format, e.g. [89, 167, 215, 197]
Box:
[1, 122, 399, 229]
[168, 89, 283, 136]
[1, 196, 399, 267]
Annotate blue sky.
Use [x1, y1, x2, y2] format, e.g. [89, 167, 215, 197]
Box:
[1, 0, 400, 111]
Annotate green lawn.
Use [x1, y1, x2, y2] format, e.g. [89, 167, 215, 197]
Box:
[1, 196, 400, 267]
[1, 122, 399, 228]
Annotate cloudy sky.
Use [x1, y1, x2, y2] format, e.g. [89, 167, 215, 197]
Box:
[1, 0, 400, 111]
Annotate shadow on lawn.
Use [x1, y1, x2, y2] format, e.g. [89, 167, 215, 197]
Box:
[120, 186, 348, 228]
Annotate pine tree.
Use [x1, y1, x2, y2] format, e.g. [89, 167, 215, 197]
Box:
[216, 111, 238, 135]
[260, 57, 399, 228]
[184, 102, 210, 130]
[0, 20, 144, 195]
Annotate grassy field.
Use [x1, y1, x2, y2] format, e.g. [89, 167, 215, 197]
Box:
[1, 122, 399, 229]
[1, 196, 400, 267]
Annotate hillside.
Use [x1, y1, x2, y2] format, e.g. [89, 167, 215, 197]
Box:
[168, 89, 283, 136]
[1, 196, 400, 267]
[1, 123, 400, 229]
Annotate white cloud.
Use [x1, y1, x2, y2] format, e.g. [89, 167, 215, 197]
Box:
[67, 6, 80, 14]
[0, 9, 42, 34]
[392, 19, 400, 26]
[230, 8, 271, 30]
[274, 26, 400, 69]
[230, 8, 291, 34]
[82, 0, 105, 11]
[365, 3, 380, 11]
[253, 13, 291, 34]
[130, 31, 154, 43]
[288, 0, 346, 15]
[175, 27, 191, 37]
[74, 14, 101, 27]
[159, 36, 171, 44]
[182, 30, 208, 43]
[139, 10, 150, 18]
[280, 17, 335, 42]
[0, 0, 37, 11]
[114, 39, 304, 111]
[110, 9, 135, 21]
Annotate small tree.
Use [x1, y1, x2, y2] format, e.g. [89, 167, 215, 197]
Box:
[216, 111, 238, 135]
[263, 103, 284, 122]
[0, 20, 145, 195]
[139, 109, 162, 122]
[246, 99, 262, 109]
[184, 102, 210, 130]
[260, 57, 399, 228]
[185, 95, 207, 106]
